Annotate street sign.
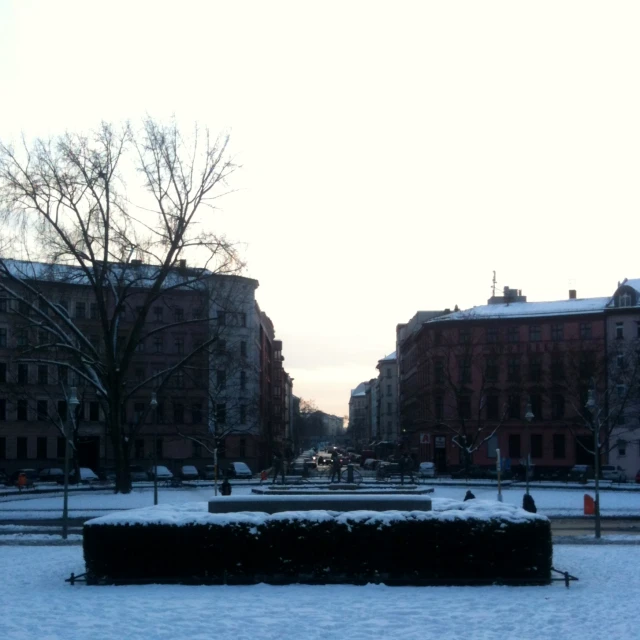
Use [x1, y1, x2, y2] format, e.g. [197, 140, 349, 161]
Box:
[435, 436, 446, 449]
[420, 433, 430, 444]
[496, 448, 501, 471]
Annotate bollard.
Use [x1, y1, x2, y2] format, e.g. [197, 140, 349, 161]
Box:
[347, 463, 354, 484]
[584, 494, 595, 515]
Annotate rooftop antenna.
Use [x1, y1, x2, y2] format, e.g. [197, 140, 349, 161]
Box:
[492, 271, 497, 297]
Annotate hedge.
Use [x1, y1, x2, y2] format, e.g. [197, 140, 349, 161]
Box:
[83, 503, 552, 586]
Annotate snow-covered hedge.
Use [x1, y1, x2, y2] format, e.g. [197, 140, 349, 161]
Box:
[83, 499, 552, 586]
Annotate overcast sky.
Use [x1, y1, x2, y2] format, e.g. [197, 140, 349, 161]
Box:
[2, 1, 640, 418]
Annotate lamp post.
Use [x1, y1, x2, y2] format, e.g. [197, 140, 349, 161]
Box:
[524, 401, 534, 495]
[62, 386, 79, 540]
[150, 392, 158, 506]
[585, 387, 601, 539]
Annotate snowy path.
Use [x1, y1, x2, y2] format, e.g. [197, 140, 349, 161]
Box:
[0, 545, 637, 640]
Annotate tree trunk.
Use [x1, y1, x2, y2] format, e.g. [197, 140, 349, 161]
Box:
[109, 405, 132, 494]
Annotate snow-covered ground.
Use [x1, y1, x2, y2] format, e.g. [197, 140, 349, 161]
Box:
[0, 544, 637, 640]
[1, 484, 638, 518]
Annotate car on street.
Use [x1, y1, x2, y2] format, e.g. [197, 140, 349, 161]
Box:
[203, 464, 217, 480]
[57, 467, 100, 485]
[38, 467, 64, 482]
[226, 461, 252, 479]
[180, 465, 200, 481]
[129, 465, 148, 482]
[418, 462, 436, 479]
[147, 465, 173, 480]
[601, 465, 627, 482]
[569, 464, 594, 482]
[7, 469, 38, 488]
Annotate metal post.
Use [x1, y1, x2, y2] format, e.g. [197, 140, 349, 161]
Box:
[496, 447, 503, 502]
[63, 387, 79, 540]
[150, 392, 158, 506]
[214, 445, 218, 497]
[524, 402, 534, 495]
[586, 387, 601, 539]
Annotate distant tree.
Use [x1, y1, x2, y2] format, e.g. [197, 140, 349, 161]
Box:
[0, 119, 243, 493]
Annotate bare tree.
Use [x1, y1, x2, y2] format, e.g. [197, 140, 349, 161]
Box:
[0, 119, 243, 492]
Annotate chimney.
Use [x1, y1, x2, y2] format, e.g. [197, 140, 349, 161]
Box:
[179, 259, 187, 269]
[569, 290, 577, 300]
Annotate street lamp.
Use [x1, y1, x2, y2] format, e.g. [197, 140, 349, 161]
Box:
[62, 386, 79, 540]
[524, 401, 534, 495]
[585, 386, 601, 539]
[150, 392, 158, 506]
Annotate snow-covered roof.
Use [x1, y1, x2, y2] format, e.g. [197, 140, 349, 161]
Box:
[620, 279, 640, 295]
[350, 381, 368, 397]
[430, 297, 611, 322]
[379, 351, 396, 363]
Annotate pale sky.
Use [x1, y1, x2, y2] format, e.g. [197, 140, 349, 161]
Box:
[2, 1, 640, 418]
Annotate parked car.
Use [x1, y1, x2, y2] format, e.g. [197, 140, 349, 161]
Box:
[38, 467, 64, 482]
[0, 469, 7, 485]
[96, 467, 116, 482]
[56, 467, 100, 485]
[129, 465, 148, 482]
[418, 461, 436, 479]
[362, 458, 380, 470]
[147, 465, 173, 480]
[203, 464, 216, 480]
[7, 469, 38, 488]
[569, 464, 594, 482]
[601, 465, 627, 483]
[180, 465, 200, 481]
[226, 461, 252, 479]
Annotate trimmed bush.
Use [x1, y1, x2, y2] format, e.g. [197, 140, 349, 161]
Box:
[83, 501, 552, 586]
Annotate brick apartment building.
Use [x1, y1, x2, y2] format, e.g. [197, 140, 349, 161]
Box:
[397, 284, 640, 476]
[0, 260, 291, 475]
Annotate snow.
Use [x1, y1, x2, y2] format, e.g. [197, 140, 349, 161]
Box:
[85, 497, 545, 528]
[0, 544, 638, 639]
[435, 297, 611, 321]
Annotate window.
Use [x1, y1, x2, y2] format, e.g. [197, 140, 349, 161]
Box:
[433, 331, 442, 346]
[387, 384, 392, 395]
[135, 368, 145, 384]
[239, 312, 246, 327]
[37, 365, 48, 385]
[620, 293, 632, 307]
[530, 394, 542, 420]
[617, 353, 626, 369]
[0, 399, 5, 421]
[530, 434, 543, 459]
[486, 327, 498, 343]
[486, 395, 499, 420]
[616, 384, 626, 398]
[0, 436, 5, 458]
[153, 337, 163, 353]
[617, 439, 627, 456]
[485, 357, 498, 382]
[193, 441, 202, 458]
[457, 396, 471, 420]
[240, 370, 247, 391]
[217, 339, 226, 354]
[174, 337, 184, 354]
[192, 308, 203, 320]
[434, 358, 445, 384]
[0, 298, 6, 313]
[58, 299, 69, 315]
[507, 357, 520, 382]
[508, 434, 521, 459]
[38, 330, 47, 345]
[37, 400, 48, 421]
[89, 402, 100, 421]
[37, 436, 47, 459]
[174, 371, 184, 388]
[16, 329, 28, 347]
[191, 403, 202, 424]
[90, 302, 99, 319]
[459, 328, 470, 344]
[580, 323, 592, 340]
[580, 352, 596, 379]
[239, 404, 247, 425]
[459, 359, 471, 384]
[616, 322, 624, 340]
[18, 300, 30, 316]
[156, 438, 163, 459]
[0, 328, 6, 347]
[551, 394, 565, 419]
[507, 326, 519, 343]
[529, 325, 542, 342]
[217, 311, 226, 326]
[75, 301, 86, 319]
[17, 436, 28, 458]
[153, 306, 163, 322]
[135, 340, 145, 353]
[18, 364, 28, 384]
[133, 402, 145, 424]
[551, 353, 564, 381]
[486, 434, 498, 458]
[528, 355, 542, 382]
[553, 434, 566, 459]
[240, 341, 247, 357]
[386, 367, 392, 378]
[58, 365, 68, 385]
[0, 362, 6, 384]
[434, 395, 444, 421]
[173, 403, 184, 423]
[508, 395, 520, 420]
[57, 437, 66, 458]
[174, 307, 184, 322]
[57, 400, 67, 421]
[216, 402, 227, 425]
[551, 324, 564, 341]
[17, 399, 28, 421]
[637, 322, 640, 339]
[135, 439, 144, 459]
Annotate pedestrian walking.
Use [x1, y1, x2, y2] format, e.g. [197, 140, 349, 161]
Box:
[272, 450, 285, 484]
[400, 453, 414, 485]
[330, 450, 342, 483]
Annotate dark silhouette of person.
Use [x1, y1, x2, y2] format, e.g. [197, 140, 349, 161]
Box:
[272, 451, 285, 484]
[464, 490, 476, 501]
[220, 478, 232, 496]
[522, 493, 537, 513]
[330, 450, 342, 483]
[399, 453, 414, 485]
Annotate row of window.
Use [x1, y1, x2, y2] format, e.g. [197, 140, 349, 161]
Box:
[442, 323, 597, 345]
[487, 433, 567, 460]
